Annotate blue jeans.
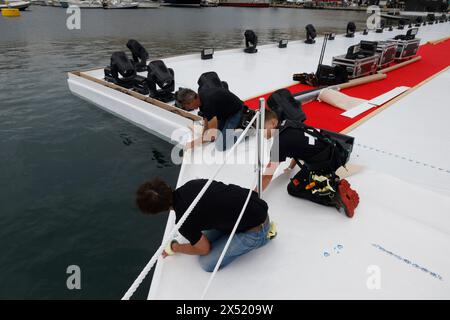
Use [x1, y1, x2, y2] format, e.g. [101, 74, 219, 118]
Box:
[198, 219, 270, 272]
[216, 110, 242, 151]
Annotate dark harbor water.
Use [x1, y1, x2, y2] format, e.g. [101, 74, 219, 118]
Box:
[0, 6, 368, 299]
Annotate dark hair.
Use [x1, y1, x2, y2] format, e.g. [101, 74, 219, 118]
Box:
[265, 108, 278, 122]
[174, 88, 197, 109]
[136, 178, 173, 214]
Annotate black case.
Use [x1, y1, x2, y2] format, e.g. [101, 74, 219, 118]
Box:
[267, 89, 306, 123]
[315, 33, 348, 86]
[197, 71, 229, 91]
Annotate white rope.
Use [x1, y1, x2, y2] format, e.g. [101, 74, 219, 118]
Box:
[200, 175, 259, 300]
[121, 112, 259, 300]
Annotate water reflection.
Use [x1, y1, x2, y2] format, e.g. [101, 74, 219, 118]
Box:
[0, 6, 368, 299]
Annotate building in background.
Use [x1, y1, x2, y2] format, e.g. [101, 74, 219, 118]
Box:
[218, 0, 270, 7]
[404, 0, 448, 12]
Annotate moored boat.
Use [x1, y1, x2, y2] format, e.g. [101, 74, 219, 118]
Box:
[60, 0, 103, 8]
[219, 0, 270, 7]
[30, 0, 46, 5]
[0, 0, 31, 10]
[137, 0, 160, 8]
[161, 0, 201, 7]
[200, 0, 218, 7]
[102, 0, 138, 8]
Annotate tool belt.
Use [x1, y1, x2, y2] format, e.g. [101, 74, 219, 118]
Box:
[280, 120, 354, 173]
[288, 169, 339, 206]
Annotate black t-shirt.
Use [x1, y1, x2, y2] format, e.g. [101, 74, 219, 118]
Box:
[172, 180, 268, 245]
[198, 87, 243, 121]
[270, 126, 330, 163]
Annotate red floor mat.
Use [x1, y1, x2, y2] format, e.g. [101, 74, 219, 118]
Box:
[244, 39, 450, 132]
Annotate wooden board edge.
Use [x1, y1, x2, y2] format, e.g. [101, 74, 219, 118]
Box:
[243, 81, 300, 102]
[427, 36, 450, 45]
[70, 71, 202, 122]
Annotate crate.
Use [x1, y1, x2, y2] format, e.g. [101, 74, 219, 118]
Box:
[376, 40, 398, 68]
[332, 54, 380, 79]
[393, 38, 421, 61]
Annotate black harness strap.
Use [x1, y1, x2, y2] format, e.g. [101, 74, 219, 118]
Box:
[279, 120, 337, 172]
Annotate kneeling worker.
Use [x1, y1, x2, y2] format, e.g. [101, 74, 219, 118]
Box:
[175, 87, 244, 151]
[136, 178, 276, 272]
[262, 109, 360, 218]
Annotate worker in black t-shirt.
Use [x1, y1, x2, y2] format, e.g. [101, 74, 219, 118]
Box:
[136, 178, 276, 272]
[261, 109, 359, 218]
[175, 87, 244, 151]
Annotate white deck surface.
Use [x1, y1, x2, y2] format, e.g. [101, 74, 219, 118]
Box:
[71, 23, 450, 144]
[67, 22, 450, 299]
[149, 69, 450, 300]
[349, 68, 450, 197]
[84, 23, 450, 103]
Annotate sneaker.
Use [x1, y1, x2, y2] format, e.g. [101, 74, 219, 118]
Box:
[333, 179, 360, 218]
[267, 221, 277, 240]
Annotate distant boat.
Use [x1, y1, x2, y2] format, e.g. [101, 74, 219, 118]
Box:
[218, 0, 270, 8]
[30, 0, 47, 5]
[200, 0, 218, 7]
[60, 0, 103, 8]
[137, 0, 160, 8]
[162, 0, 201, 7]
[0, 0, 31, 10]
[42, 0, 61, 6]
[102, 0, 139, 8]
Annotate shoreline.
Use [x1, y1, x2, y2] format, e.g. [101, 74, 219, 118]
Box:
[271, 4, 401, 14]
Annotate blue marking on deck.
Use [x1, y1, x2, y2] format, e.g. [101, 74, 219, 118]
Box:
[371, 244, 443, 281]
[356, 144, 450, 175]
[324, 244, 344, 257]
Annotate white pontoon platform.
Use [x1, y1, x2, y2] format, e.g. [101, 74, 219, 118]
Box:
[67, 22, 450, 299]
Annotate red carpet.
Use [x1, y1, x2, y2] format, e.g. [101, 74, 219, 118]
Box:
[244, 39, 450, 132]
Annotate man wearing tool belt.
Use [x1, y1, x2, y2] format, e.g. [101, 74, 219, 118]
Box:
[136, 178, 277, 272]
[261, 109, 360, 218]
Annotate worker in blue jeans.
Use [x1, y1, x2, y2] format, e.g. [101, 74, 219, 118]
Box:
[199, 219, 270, 272]
[175, 87, 244, 151]
[215, 109, 243, 151]
[136, 178, 276, 272]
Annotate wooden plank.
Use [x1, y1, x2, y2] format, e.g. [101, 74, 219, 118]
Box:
[427, 36, 450, 45]
[377, 56, 421, 74]
[336, 164, 365, 179]
[332, 73, 387, 90]
[243, 81, 299, 102]
[71, 71, 203, 122]
[341, 66, 449, 135]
